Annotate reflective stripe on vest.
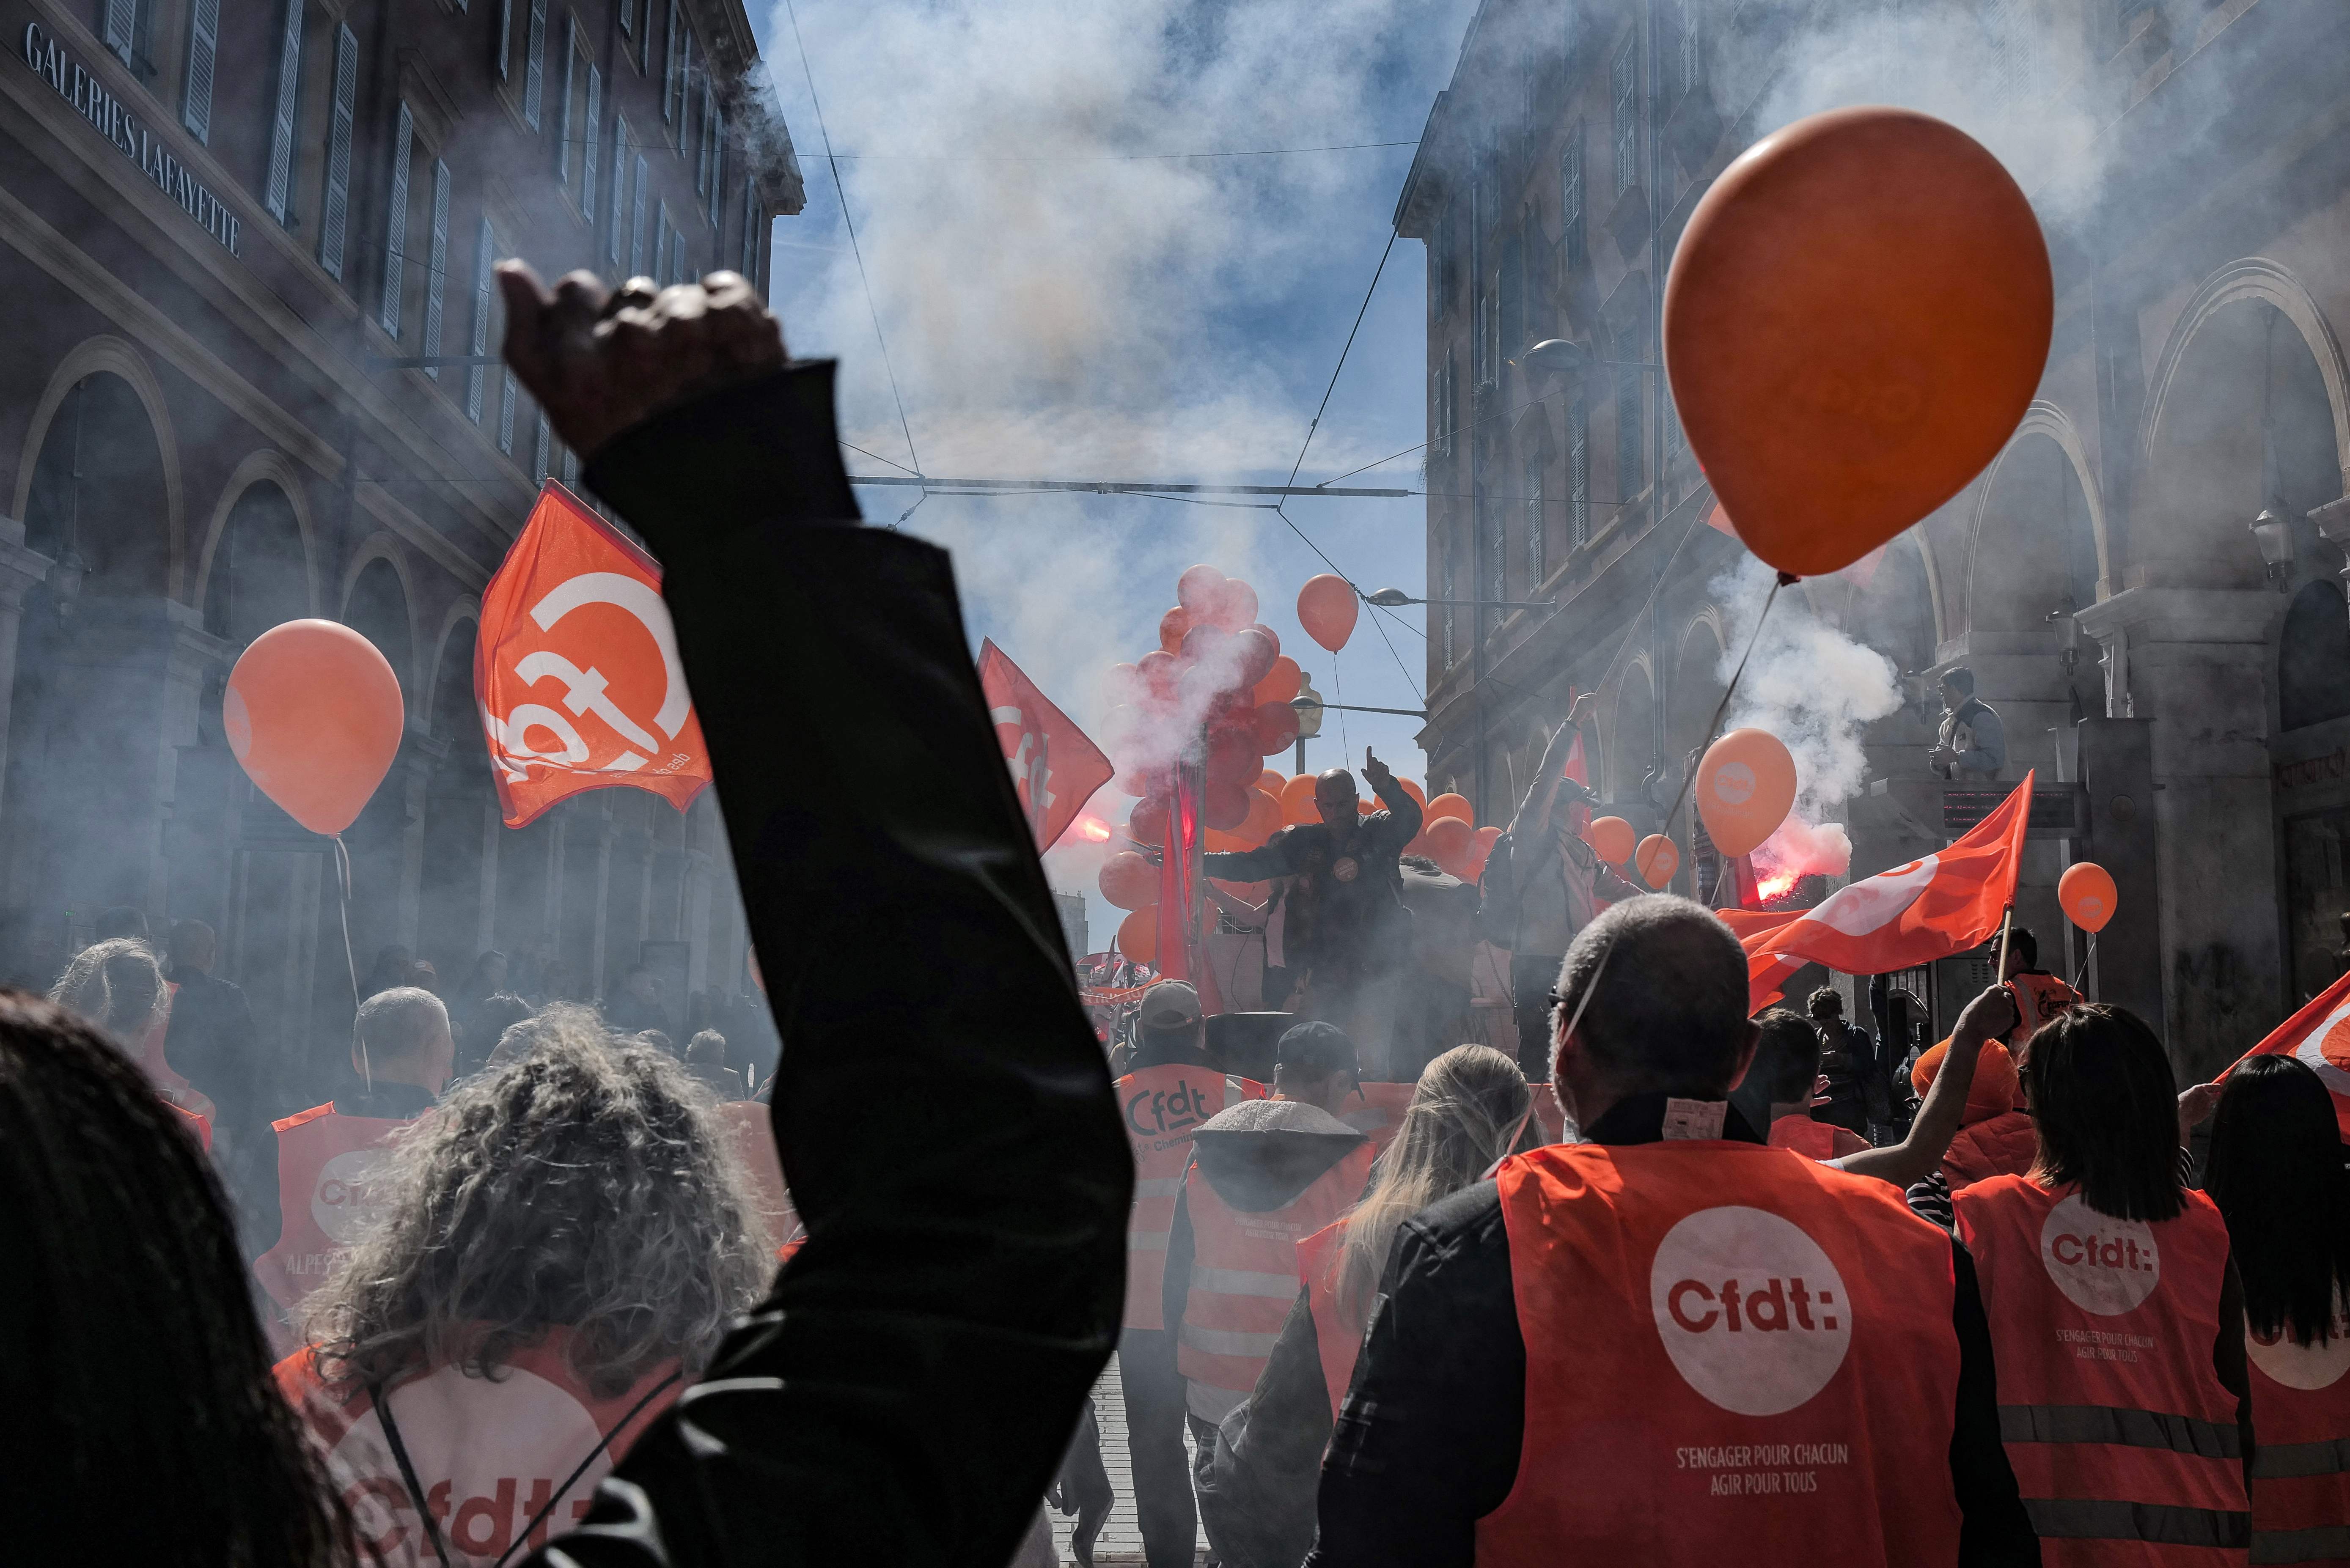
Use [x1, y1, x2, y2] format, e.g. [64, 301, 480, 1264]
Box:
[2251, 1524, 2350, 1565]
[1176, 1139, 1373, 1418]
[2243, 1300, 2350, 1566]
[1116, 1067, 1262, 1331]
[2253, 1438, 2350, 1480]
[252, 1104, 412, 1313]
[1296, 1217, 1359, 1422]
[1475, 1141, 1964, 1566]
[1954, 1175, 2248, 1560]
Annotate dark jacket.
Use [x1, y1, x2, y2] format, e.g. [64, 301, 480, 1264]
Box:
[1203, 777, 1423, 976]
[521, 363, 1132, 1568]
[163, 966, 258, 1125]
[1814, 1016, 1891, 1134]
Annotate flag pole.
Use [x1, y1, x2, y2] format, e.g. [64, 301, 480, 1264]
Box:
[1994, 902, 2016, 987]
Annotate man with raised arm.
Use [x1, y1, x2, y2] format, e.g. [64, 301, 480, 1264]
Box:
[495, 266, 1131, 1568]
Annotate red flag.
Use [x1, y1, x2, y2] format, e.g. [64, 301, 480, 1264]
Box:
[1735, 773, 2037, 1011]
[976, 640, 1113, 851]
[2223, 971, 2350, 1138]
[475, 483, 712, 829]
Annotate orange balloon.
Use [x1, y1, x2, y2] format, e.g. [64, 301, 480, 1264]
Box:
[1257, 768, 1286, 794]
[1239, 787, 1283, 846]
[1214, 578, 1259, 631]
[1585, 816, 1635, 865]
[1177, 564, 1227, 615]
[2058, 862, 2118, 934]
[1424, 815, 1473, 873]
[1397, 778, 1428, 810]
[1693, 729, 1797, 859]
[1297, 574, 1359, 654]
[226, 620, 404, 835]
[1128, 797, 1168, 847]
[1098, 850, 1158, 912]
[1424, 792, 1473, 824]
[1280, 774, 1319, 825]
[1157, 606, 1191, 654]
[1253, 655, 1302, 706]
[1665, 107, 2052, 577]
[1634, 834, 1680, 887]
[1117, 906, 1158, 967]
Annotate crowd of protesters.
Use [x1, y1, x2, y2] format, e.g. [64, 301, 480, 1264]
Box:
[2, 269, 2346, 1568]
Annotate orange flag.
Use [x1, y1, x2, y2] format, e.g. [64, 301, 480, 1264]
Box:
[2222, 969, 2350, 1138]
[976, 640, 1113, 851]
[1736, 772, 2036, 1011]
[475, 483, 712, 828]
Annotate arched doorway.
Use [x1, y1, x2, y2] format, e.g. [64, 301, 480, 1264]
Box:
[1608, 661, 1658, 810]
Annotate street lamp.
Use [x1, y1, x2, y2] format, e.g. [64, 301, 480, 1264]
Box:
[2250, 507, 2294, 590]
[2045, 597, 2081, 670]
[1291, 695, 1429, 720]
[1365, 585, 1553, 612]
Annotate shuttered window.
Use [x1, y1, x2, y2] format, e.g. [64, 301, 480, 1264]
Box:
[608, 116, 632, 264]
[421, 160, 450, 381]
[583, 68, 601, 217]
[654, 200, 669, 283]
[706, 113, 723, 227]
[496, 0, 511, 78]
[102, 0, 136, 63]
[662, 0, 678, 123]
[264, 0, 303, 222]
[695, 80, 712, 195]
[317, 25, 358, 279]
[500, 369, 519, 453]
[522, 0, 547, 130]
[630, 171, 647, 275]
[379, 102, 413, 335]
[556, 13, 576, 181]
[534, 410, 551, 479]
[468, 219, 495, 420]
[182, 0, 220, 143]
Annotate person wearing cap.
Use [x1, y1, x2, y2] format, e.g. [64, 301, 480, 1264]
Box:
[1165, 1022, 1373, 1557]
[1306, 896, 2039, 1566]
[1929, 666, 2005, 780]
[1489, 695, 1641, 1079]
[1118, 978, 1267, 1568]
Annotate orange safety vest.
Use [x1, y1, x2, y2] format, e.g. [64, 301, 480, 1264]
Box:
[1475, 1139, 1964, 1566]
[253, 1103, 412, 1314]
[1944, 1107, 2041, 1194]
[1954, 1175, 2249, 1565]
[1295, 1217, 1361, 1420]
[1177, 1140, 1373, 1420]
[1118, 1063, 1262, 1331]
[276, 1331, 680, 1566]
[2242, 1297, 2350, 1568]
[170, 1098, 212, 1151]
[2006, 971, 2082, 1049]
[1767, 1114, 1840, 1162]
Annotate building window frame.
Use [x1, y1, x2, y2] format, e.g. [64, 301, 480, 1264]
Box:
[1611, 33, 1638, 199]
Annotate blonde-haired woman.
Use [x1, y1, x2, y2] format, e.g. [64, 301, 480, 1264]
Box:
[51, 935, 213, 1134]
[1200, 1045, 1536, 1568]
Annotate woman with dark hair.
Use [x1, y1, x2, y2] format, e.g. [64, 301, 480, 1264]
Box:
[2204, 1054, 2350, 1566]
[1954, 1004, 2254, 1564]
[0, 990, 355, 1565]
[279, 1019, 770, 1565]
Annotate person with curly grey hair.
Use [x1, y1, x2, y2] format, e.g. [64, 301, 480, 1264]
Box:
[275, 1021, 769, 1566]
[50, 934, 213, 1129]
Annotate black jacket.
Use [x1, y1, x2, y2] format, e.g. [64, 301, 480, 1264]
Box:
[1304, 1095, 2043, 1568]
[1203, 775, 1423, 975]
[523, 364, 1132, 1568]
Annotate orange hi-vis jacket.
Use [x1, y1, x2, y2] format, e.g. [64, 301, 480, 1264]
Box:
[253, 1103, 411, 1315]
[1176, 1112, 1372, 1422]
[2242, 1295, 2350, 1568]
[1295, 1217, 1361, 1421]
[1945, 1107, 2042, 1194]
[1118, 1062, 1262, 1331]
[1954, 1175, 2249, 1565]
[1474, 1139, 1965, 1567]
[2007, 971, 2083, 1049]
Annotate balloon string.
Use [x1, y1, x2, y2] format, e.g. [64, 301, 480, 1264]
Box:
[2074, 930, 2096, 992]
[1657, 571, 1792, 846]
[333, 833, 368, 1093]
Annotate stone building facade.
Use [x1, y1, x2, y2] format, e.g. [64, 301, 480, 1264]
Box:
[0, 0, 802, 1088]
[1399, 0, 2350, 1077]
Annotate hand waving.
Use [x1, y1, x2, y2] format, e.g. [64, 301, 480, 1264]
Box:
[1362, 747, 1393, 788]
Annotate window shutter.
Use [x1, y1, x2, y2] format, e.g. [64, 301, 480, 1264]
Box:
[662, 0, 678, 123]
[102, 0, 135, 63]
[534, 410, 551, 479]
[264, 0, 303, 222]
[379, 102, 412, 334]
[607, 116, 630, 264]
[618, 0, 630, 36]
[695, 81, 711, 194]
[557, 13, 576, 180]
[500, 369, 519, 453]
[497, 0, 511, 78]
[422, 160, 450, 379]
[469, 219, 495, 420]
[183, 0, 220, 143]
[1570, 398, 1590, 545]
[318, 25, 358, 278]
[583, 67, 601, 217]
[523, 0, 546, 130]
[654, 199, 668, 283]
[707, 113, 723, 227]
[676, 32, 695, 148]
[630, 154, 649, 274]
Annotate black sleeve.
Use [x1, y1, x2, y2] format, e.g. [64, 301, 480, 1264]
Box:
[1948, 1238, 2041, 1567]
[1306, 1184, 1522, 1568]
[1202, 1292, 1333, 1568]
[2215, 1254, 2254, 1495]
[1164, 1181, 1196, 1340]
[530, 365, 1132, 1568]
[1207, 832, 1299, 884]
[1371, 772, 1423, 846]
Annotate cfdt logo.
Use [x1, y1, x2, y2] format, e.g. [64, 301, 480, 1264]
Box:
[1649, 1206, 1853, 1415]
[313, 1148, 393, 1245]
[2246, 1293, 2350, 1391]
[1127, 1079, 1214, 1138]
[2038, 1193, 2159, 1316]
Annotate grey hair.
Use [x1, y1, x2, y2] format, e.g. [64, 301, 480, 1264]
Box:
[485, 999, 599, 1069]
[1333, 1045, 1535, 1330]
[1552, 895, 1752, 1095]
[354, 987, 448, 1065]
[302, 1024, 770, 1399]
[49, 938, 167, 1049]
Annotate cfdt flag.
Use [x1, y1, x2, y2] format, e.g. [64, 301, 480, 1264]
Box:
[1735, 772, 2036, 1010]
[2225, 972, 2350, 1137]
[475, 483, 712, 828]
[976, 639, 1112, 851]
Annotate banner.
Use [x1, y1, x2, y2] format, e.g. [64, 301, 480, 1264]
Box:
[976, 639, 1113, 851]
[2224, 969, 2350, 1138]
[475, 483, 712, 828]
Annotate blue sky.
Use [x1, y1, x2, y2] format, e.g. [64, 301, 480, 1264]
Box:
[745, 0, 1476, 942]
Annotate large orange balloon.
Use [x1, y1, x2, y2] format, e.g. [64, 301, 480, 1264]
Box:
[1280, 774, 1319, 825]
[1117, 906, 1158, 967]
[1236, 787, 1283, 846]
[1665, 108, 2052, 577]
[225, 620, 404, 835]
[1158, 606, 1190, 654]
[2058, 862, 2118, 934]
[1635, 834, 1680, 887]
[1256, 768, 1286, 794]
[1585, 816, 1635, 865]
[1098, 850, 1158, 912]
[1254, 655, 1302, 706]
[1693, 729, 1797, 859]
[1297, 574, 1359, 654]
[1424, 815, 1474, 875]
[1177, 564, 1227, 615]
[1424, 792, 1473, 825]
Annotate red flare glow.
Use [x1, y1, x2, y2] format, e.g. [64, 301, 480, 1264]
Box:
[1068, 814, 1113, 844]
[1756, 870, 1800, 902]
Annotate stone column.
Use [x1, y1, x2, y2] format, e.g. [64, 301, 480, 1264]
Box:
[2074, 586, 2282, 1080]
[0, 517, 53, 824]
